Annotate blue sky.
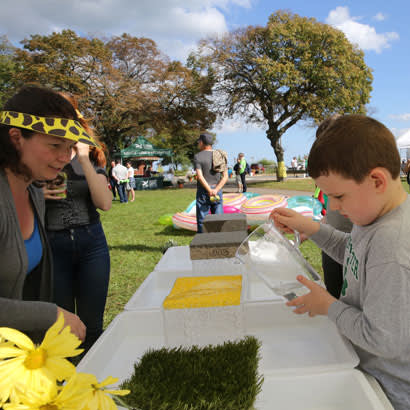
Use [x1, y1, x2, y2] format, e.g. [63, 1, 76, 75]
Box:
[1, 0, 409, 166]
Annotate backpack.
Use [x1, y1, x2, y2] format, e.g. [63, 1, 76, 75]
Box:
[212, 149, 228, 173]
[245, 162, 251, 175]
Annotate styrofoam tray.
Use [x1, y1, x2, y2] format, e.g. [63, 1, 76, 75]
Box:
[124, 268, 283, 310]
[255, 370, 386, 410]
[154, 246, 192, 273]
[192, 257, 246, 274]
[156, 245, 246, 275]
[244, 301, 358, 375]
[114, 371, 387, 410]
[79, 302, 358, 380]
[78, 306, 390, 409]
[125, 245, 287, 310]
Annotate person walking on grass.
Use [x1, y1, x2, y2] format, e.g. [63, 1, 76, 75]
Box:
[112, 159, 128, 203]
[126, 161, 135, 202]
[233, 157, 243, 193]
[108, 160, 118, 200]
[238, 152, 247, 192]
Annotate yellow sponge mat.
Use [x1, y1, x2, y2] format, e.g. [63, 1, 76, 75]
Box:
[163, 275, 242, 310]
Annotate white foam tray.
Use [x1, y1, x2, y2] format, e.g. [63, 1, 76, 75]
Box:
[124, 268, 282, 310]
[125, 246, 284, 311]
[255, 370, 386, 410]
[154, 246, 193, 273]
[156, 245, 246, 275]
[79, 302, 358, 380]
[78, 305, 389, 409]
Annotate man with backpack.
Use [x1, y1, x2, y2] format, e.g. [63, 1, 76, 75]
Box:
[194, 133, 228, 233]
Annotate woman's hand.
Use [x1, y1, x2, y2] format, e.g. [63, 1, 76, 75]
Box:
[57, 307, 86, 341]
[43, 185, 66, 200]
[73, 142, 90, 163]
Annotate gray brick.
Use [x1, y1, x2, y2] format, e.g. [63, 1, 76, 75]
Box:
[190, 230, 249, 260]
[203, 213, 247, 233]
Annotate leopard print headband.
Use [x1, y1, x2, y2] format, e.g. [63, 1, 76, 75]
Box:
[0, 110, 99, 147]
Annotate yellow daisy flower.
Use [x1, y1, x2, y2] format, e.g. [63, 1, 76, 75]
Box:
[3, 372, 93, 410]
[81, 374, 130, 410]
[0, 313, 83, 402]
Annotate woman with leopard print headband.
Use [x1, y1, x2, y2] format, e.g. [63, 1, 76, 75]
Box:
[0, 85, 88, 342]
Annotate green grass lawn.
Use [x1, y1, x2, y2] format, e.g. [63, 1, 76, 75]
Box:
[101, 180, 410, 328]
[248, 177, 410, 194]
[100, 187, 323, 328]
[403, 180, 410, 193]
[247, 177, 316, 192]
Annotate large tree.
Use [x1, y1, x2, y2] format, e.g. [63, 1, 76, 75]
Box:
[0, 36, 18, 106]
[11, 31, 215, 155]
[191, 10, 373, 179]
[14, 30, 109, 95]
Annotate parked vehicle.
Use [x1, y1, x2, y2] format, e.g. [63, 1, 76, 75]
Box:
[250, 163, 265, 174]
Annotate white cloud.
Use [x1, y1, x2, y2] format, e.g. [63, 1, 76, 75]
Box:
[391, 128, 410, 138]
[0, 0, 251, 60]
[373, 12, 386, 21]
[390, 113, 410, 121]
[325, 6, 399, 53]
[212, 117, 265, 134]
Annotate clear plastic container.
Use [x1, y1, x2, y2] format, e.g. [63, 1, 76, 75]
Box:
[236, 222, 323, 300]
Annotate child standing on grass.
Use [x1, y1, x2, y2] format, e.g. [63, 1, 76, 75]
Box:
[271, 115, 410, 410]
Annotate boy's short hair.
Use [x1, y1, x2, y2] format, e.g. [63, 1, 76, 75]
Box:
[315, 114, 341, 139]
[308, 115, 400, 182]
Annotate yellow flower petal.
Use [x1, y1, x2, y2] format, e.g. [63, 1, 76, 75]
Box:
[95, 376, 118, 389]
[0, 345, 27, 359]
[58, 372, 93, 401]
[103, 389, 130, 396]
[96, 391, 117, 410]
[41, 314, 82, 358]
[0, 328, 33, 350]
[44, 357, 76, 381]
[0, 356, 26, 380]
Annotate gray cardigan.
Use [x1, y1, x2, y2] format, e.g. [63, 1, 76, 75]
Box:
[0, 170, 57, 334]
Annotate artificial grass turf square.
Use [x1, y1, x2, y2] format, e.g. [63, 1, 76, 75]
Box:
[120, 336, 263, 410]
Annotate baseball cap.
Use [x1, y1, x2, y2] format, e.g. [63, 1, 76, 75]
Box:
[197, 132, 214, 146]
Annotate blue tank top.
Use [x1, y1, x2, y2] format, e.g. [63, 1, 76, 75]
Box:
[24, 216, 43, 274]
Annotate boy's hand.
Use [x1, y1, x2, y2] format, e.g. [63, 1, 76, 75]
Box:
[270, 207, 320, 237]
[286, 275, 336, 317]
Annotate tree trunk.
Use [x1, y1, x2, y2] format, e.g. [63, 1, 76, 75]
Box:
[266, 127, 286, 182]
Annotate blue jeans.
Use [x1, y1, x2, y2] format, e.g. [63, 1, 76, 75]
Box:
[47, 222, 110, 353]
[240, 172, 247, 192]
[109, 178, 117, 199]
[196, 185, 223, 233]
[117, 182, 128, 203]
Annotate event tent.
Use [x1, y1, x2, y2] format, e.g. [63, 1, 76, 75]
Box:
[119, 136, 173, 160]
[397, 130, 410, 149]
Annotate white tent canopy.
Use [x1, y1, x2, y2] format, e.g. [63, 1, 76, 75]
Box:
[397, 130, 410, 149]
